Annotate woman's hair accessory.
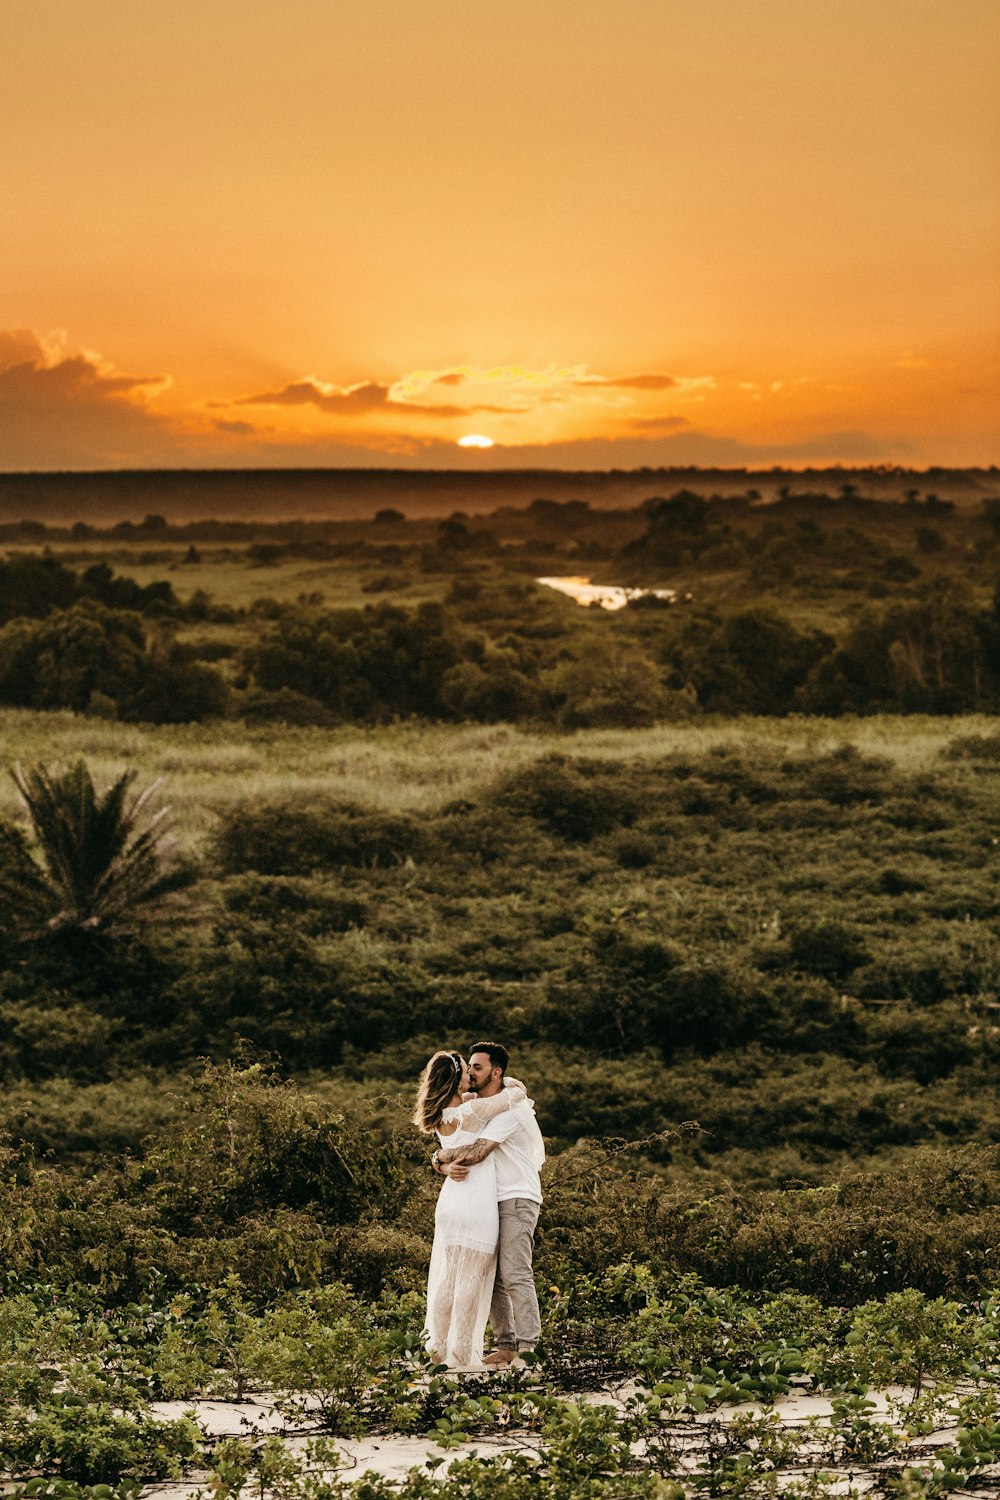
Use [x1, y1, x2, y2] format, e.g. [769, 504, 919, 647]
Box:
[449, 1051, 462, 1079]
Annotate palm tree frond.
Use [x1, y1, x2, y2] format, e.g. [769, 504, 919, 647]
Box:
[7, 759, 189, 939]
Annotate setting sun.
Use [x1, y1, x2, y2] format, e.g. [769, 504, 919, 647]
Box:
[457, 435, 496, 450]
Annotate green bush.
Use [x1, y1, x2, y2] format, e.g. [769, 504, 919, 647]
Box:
[0, 603, 225, 722]
[1, 1395, 201, 1484]
[786, 922, 870, 982]
[490, 755, 640, 842]
[214, 803, 431, 874]
[248, 600, 467, 720]
[221, 874, 367, 934]
[249, 1283, 393, 1432]
[236, 687, 336, 726]
[134, 1062, 406, 1235]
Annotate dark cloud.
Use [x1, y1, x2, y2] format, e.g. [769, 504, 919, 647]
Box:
[576, 372, 679, 390]
[0, 328, 161, 398]
[237, 379, 390, 414]
[626, 415, 689, 432]
[0, 327, 179, 469]
[417, 401, 514, 417]
[0, 355, 158, 401]
[428, 368, 681, 392]
[0, 329, 53, 371]
[235, 378, 510, 418]
[214, 419, 258, 435]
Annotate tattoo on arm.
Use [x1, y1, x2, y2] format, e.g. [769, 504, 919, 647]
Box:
[437, 1138, 501, 1166]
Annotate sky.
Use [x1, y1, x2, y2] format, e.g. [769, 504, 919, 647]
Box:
[1, 0, 998, 471]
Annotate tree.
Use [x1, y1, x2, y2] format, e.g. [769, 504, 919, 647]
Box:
[0, 760, 190, 939]
[249, 601, 466, 720]
[664, 607, 831, 714]
[0, 600, 225, 722]
[0, 600, 147, 711]
[546, 638, 677, 728]
[797, 579, 998, 714]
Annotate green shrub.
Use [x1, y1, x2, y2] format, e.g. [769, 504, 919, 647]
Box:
[608, 830, 660, 868]
[214, 803, 431, 874]
[941, 732, 1000, 761]
[249, 1283, 393, 1433]
[236, 687, 336, 726]
[836, 1289, 980, 1393]
[173, 916, 348, 1063]
[490, 755, 639, 842]
[248, 600, 466, 720]
[134, 1063, 406, 1235]
[0, 604, 225, 723]
[0, 1001, 119, 1083]
[787, 922, 870, 982]
[221, 874, 366, 934]
[1, 1395, 201, 1483]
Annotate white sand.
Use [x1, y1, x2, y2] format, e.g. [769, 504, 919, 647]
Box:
[140, 1383, 996, 1497]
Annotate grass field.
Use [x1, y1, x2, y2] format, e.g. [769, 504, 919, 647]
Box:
[1, 709, 992, 854]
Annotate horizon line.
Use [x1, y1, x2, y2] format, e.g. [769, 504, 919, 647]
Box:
[0, 463, 997, 480]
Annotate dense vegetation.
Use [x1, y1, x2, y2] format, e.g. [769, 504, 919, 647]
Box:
[0, 484, 998, 726]
[1, 484, 998, 1492]
[2, 723, 997, 1177]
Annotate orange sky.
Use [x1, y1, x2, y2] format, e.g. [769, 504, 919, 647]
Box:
[1, 0, 998, 470]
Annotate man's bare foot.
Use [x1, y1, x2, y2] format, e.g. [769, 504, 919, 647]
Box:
[483, 1348, 518, 1367]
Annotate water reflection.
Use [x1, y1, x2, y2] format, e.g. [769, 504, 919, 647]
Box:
[536, 575, 677, 611]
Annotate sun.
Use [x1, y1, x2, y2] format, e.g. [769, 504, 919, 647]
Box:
[457, 434, 494, 448]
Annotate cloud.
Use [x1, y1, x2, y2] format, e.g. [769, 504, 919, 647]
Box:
[393, 364, 697, 398]
[573, 372, 678, 390]
[400, 364, 589, 395]
[0, 328, 55, 370]
[240, 365, 716, 433]
[626, 415, 690, 432]
[236, 379, 391, 414]
[214, 418, 259, 435]
[0, 336, 927, 473]
[0, 328, 164, 398]
[233, 376, 510, 418]
[0, 327, 181, 469]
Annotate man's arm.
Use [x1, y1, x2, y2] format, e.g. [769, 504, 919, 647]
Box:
[432, 1100, 527, 1176]
[436, 1137, 501, 1167]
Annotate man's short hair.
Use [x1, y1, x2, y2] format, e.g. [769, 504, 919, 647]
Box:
[468, 1041, 509, 1074]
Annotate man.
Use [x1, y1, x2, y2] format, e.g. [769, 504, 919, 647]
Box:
[431, 1040, 544, 1365]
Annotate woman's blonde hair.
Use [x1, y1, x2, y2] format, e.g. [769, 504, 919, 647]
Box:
[413, 1050, 463, 1134]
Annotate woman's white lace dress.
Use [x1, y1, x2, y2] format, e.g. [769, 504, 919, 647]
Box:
[424, 1087, 526, 1370]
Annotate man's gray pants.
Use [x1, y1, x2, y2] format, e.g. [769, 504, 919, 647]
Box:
[490, 1198, 541, 1350]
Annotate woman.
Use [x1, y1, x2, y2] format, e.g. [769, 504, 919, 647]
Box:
[413, 1050, 528, 1370]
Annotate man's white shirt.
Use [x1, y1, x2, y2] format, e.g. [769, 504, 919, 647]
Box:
[479, 1099, 545, 1204]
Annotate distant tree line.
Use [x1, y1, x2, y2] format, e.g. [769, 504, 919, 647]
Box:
[1, 500, 999, 724]
[1, 577, 999, 726]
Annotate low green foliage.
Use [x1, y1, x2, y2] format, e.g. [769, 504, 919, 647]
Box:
[0, 1395, 202, 1484]
[2, 1259, 1000, 1493]
[0, 508, 997, 1492]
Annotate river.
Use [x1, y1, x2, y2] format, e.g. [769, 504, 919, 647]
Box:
[536, 575, 677, 611]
